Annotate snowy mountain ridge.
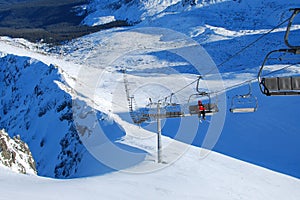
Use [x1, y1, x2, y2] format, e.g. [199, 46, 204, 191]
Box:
[83, 0, 245, 26]
[83, 0, 293, 28]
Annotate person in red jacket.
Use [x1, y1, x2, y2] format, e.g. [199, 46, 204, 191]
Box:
[198, 100, 206, 120]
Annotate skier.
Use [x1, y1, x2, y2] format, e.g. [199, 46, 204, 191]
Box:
[198, 100, 206, 120]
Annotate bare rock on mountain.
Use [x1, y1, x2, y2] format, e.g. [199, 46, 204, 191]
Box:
[0, 129, 37, 175]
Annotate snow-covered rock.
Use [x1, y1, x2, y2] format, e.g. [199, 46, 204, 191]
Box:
[0, 52, 135, 178]
[0, 129, 36, 175]
[0, 54, 82, 178]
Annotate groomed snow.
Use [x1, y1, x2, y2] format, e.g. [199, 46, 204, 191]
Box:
[0, 0, 300, 199]
[1, 146, 300, 200]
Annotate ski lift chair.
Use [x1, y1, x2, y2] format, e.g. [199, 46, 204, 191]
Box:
[188, 92, 219, 116]
[258, 48, 300, 96]
[230, 83, 258, 113]
[131, 107, 150, 124]
[188, 77, 219, 116]
[164, 94, 185, 118]
[165, 103, 185, 118]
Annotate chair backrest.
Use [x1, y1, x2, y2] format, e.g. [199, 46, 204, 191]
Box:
[166, 111, 184, 118]
[262, 76, 300, 95]
[204, 103, 219, 113]
[263, 77, 279, 91]
[189, 105, 199, 114]
[279, 77, 292, 90]
[292, 76, 300, 90]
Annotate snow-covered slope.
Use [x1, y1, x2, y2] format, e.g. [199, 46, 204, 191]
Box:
[0, 0, 300, 199]
[0, 147, 300, 200]
[0, 52, 137, 178]
[0, 53, 83, 178]
[83, 0, 300, 73]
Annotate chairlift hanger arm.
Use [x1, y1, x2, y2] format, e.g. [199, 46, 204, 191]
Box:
[196, 76, 203, 93]
[239, 82, 253, 98]
[258, 49, 282, 82]
[284, 8, 300, 49]
[257, 48, 298, 82]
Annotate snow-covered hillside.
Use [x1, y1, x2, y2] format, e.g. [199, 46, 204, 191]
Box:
[0, 0, 300, 199]
[0, 52, 139, 178]
[1, 146, 300, 200]
[83, 0, 300, 73]
[0, 54, 84, 178]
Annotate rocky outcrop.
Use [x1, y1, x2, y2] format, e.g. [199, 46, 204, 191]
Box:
[0, 129, 36, 175]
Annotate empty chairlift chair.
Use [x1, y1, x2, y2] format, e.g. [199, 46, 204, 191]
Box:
[164, 103, 185, 118]
[128, 97, 151, 124]
[164, 94, 185, 118]
[230, 83, 258, 113]
[258, 49, 300, 96]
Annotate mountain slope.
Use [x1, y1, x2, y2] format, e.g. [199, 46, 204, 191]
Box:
[84, 0, 299, 73]
[0, 53, 138, 178]
[0, 146, 300, 200]
[0, 0, 299, 199]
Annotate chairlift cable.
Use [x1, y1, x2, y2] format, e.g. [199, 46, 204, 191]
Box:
[159, 16, 291, 100]
[214, 63, 298, 95]
[124, 15, 294, 109]
[211, 17, 290, 71]
[159, 78, 199, 102]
